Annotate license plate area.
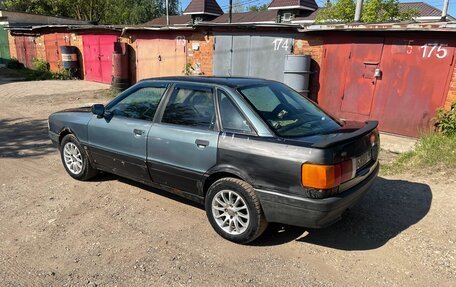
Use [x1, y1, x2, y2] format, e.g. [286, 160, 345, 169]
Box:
[355, 149, 372, 171]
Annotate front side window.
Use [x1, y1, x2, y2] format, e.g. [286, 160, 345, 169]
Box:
[238, 83, 341, 137]
[110, 86, 166, 121]
[162, 86, 215, 130]
[218, 90, 253, 133]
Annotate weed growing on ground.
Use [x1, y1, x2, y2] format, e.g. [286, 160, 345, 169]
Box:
[381, 133, 456, 175]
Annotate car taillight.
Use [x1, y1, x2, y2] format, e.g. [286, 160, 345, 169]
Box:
[301, 160, 354, 190]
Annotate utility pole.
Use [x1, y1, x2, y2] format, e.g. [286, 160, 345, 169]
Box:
[441, 0, 450, 21]
[354, 0, 363, 22]
[229, 0, 233, 24]
[166, 0, 170, 26]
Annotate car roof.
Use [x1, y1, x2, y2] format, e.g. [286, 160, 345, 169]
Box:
[140, 76, 275, 88]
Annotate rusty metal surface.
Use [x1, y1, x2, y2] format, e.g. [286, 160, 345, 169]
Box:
[44, 33, 71, 72]
[318, 36, 352, 117]
[135, 32, 188, 80]
[14, 36, 36, 69]
[371, 37, 455, 137]
[319, 35, 456, 137]
[340, 37, 384, 119]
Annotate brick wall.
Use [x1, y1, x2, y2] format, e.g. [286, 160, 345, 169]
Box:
[7, 31, 16, 59]
[70, 34, 85, 79]
[35, 35, 46, 60]
[293, 36, 324, 101]
[445, 64, 456, 109]
[186, 32, 213, 76]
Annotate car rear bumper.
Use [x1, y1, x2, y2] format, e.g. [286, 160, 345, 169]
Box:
[255, 162, 379, 228]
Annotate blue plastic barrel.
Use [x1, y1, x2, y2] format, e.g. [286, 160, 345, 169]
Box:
[60, 46, 78, 69]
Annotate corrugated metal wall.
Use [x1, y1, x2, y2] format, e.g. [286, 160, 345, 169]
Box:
[213, 33, 293, 81]
[319, 35, 456, 137]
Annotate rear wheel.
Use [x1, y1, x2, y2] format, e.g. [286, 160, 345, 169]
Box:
[205, 178, 268, 244]
[60, 134, 98, 180]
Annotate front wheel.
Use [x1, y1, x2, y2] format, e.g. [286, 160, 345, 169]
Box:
[60, 134, 98, 181]
[205, 178, 268, 244]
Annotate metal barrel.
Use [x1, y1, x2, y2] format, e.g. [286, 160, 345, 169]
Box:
[60, 46, 78, 69]
[111, 42, 130, 90]
[283, 55, 311, 95]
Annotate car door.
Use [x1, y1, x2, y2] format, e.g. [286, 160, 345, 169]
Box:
[87, 82, 168, 182]
[147, 83, 219, 195]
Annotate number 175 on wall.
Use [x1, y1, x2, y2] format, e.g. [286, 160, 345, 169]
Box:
[407, 40, 448, 59]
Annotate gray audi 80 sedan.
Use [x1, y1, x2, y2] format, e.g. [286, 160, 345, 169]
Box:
[48, 76, 379, 243]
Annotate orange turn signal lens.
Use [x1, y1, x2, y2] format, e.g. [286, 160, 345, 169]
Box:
[302, 160, 354, 190]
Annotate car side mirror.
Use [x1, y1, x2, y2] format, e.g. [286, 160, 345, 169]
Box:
[91, 104, 105, 118]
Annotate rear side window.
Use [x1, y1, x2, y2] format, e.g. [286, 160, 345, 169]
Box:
[238, 83, 341, 137]
[110, 86, 166, 121]
[162, 86, 215, 130]
[218, 90, 253, 133]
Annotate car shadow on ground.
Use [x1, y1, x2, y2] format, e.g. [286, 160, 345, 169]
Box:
[0, 117, 55, 158]
[252, 177, 432, 250]
[107, 174, 205, 210]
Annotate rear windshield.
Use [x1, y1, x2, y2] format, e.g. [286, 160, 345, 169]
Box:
[238, 83, 341, 137]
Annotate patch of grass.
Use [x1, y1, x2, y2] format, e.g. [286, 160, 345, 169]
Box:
[381, 133, 456, 175]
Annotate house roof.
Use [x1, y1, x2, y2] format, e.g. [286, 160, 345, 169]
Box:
[211, 10, 278, 23]
[268, 0, 319, 10]
[399, 2, 444, 17]
[144, 15, 193, 26]
[183, 0, 224, 16]
[145, 1, 453, 26]
[0, 9, 91, 26]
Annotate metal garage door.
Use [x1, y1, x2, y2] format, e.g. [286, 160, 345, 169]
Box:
[371, 37, 456, 137]
[83, 34, 118, 83]
[213, 33, 293, 81]
[14, 36, 36, 69]
[319, 36, 456, 137]
[136, 32, 188, 81]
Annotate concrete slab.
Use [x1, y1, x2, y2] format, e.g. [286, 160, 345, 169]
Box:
[380, 132, 417, 154]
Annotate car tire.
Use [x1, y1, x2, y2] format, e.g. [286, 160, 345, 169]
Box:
[60, 134, 98, 181]
[205, 177, 268, 244]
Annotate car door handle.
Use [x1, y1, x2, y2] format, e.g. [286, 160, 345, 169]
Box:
[133, 129, 145, 136]
[195, 139, 209, 148]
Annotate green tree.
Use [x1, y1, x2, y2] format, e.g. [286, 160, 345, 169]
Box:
[249, 4, 268, 12]
[3, 0, 180, 24]
[316, 0, 418, 23]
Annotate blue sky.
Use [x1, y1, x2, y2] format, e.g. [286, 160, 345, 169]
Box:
[180, 0, 456, 18]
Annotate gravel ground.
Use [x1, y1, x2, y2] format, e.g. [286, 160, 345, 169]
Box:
[0, 77, 454, 286]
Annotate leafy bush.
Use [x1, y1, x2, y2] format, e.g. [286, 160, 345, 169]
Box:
[6, 58, 24, 69]
[435, 101, 456, 135]
[33, 58, 50, 72]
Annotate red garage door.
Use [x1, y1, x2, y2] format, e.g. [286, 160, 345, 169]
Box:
[83, 35, 118, 83]
[371, 38, 455, 137]
[14, 36, 36, 69]
[319, 35, 455, 137]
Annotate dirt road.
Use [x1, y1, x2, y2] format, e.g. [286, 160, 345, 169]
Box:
[0, 77, 454, 286]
